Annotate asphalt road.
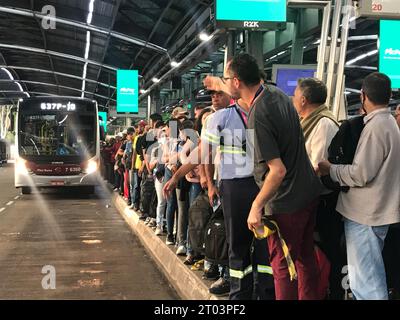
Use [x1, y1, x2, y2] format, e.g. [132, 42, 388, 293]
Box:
[0, 164, 178, 300]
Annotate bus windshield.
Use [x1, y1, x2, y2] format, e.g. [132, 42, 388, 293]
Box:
[19, 112, 96, 159]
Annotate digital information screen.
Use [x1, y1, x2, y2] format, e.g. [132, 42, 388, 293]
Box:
[379, 20, 400, 89]
[215, 0, 287, 29]
[273, 67, 316, 96]
[117, 70, 139, 113]
[98, 111, 107, 133]
[358, 0, 400, 19]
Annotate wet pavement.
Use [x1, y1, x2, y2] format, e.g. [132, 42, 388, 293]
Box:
[0, 164, 178, 300]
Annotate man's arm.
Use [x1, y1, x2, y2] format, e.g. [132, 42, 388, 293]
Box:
[247, 158, 286, 232]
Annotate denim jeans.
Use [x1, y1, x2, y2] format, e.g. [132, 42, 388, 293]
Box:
[344, 217, 389, 300]
[130, 170, 141, 207]
[154, 177, 167, 227]
[186, 183, 203, 255]
[176, 188, 189, 247]
[164, 168, 177, 236]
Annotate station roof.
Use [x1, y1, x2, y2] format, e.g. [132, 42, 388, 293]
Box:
[0, 0, 215, 108]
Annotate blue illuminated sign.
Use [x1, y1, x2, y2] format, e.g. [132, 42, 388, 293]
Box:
[98, 111, 107, 133]
[379, 20, 400, 89]
[117, 70, 139, 113]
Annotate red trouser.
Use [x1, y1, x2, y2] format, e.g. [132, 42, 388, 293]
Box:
[124, 169, 130, 199]
[267, 199, 319, 300]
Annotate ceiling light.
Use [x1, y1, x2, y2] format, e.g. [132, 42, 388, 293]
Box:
[84, 31, 91, 59]
[346, 49, 378, 66]
[87, 0, 95, 24]
[152, 78, 160, 83]
[140, 89, 148, 94]
[199, 32, 213, 42]
[170, 61, 181, 68]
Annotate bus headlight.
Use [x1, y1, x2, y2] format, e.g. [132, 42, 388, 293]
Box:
[16, 158, 29, 175]
[85, 160, 98, 175]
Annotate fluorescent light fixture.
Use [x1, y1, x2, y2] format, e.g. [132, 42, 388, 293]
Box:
[87, 0, 95, 24]
[348, 35, 378, 41]
[152, 77, 160, 83]
[84, 31, 91, 59]
[19, 98, 23, 102]
[346, 49, 378, 66]
[170, 61, 182, 68]
[199, 32, 213, 42]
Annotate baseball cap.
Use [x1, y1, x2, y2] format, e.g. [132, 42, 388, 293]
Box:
[138, 120, 148, 127]
[172, 106, 189, 118]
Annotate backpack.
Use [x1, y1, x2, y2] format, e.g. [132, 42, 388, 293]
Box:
[204, 207, 229, 265]
[321, 115, 365, 192]
[188, 191, 213, 254]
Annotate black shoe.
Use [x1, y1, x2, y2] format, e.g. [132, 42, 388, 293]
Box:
[127, 200, 132, 206]
[166, 234, 175, 245]
[202, 264, 220, 280]
[139, 214, 148, 221]
[209, 278, 230, 296]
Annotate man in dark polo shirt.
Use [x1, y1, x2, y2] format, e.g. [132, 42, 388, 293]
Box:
[205, 53, 322, 300]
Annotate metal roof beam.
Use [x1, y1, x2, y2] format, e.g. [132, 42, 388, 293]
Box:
[0, 79, 115, 102]
[0, 43, 118, 71]
[0, 6, 167, 53]
[0, 65, 115, 90]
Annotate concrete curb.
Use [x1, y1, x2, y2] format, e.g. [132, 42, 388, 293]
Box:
[112, 193, 222, 300]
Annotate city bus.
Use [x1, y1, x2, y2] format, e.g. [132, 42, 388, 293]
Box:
[15, 97, 101, 194]
[0, 139, 7, 165]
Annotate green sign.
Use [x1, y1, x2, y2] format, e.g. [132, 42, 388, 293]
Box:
[117, 70, 139, 113]
[98, 111, 107, 133]
[216, 0, 287, 29]
[379, 20, 400, 89]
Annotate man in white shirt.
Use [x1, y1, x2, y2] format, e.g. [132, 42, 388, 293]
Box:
[319, 72, 400, 300]
[292, 78, 342, 299]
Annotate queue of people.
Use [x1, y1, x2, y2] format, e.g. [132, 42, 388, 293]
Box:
[100, 53, 400, 300]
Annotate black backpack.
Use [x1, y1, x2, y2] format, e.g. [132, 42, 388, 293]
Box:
[188, 191, 213, 254]
[204, 207, 229, 265]
[321, 115, 365, 192]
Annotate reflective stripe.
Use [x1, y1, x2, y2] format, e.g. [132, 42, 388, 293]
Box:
[203, 132, 220, 144]
[257, 265, 273, 275]
[220, 146, 245, 155]
[229, 265, 253, 279]
[204, 131, 220, 142]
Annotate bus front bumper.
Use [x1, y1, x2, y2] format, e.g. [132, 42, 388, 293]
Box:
[15, 172, 99, 188]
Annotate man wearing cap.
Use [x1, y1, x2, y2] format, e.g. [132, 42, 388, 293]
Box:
[172, 106, 189, 122]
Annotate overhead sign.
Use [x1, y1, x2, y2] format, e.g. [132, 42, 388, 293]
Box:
[215, 0, 287, 29]
[98, 111, 107, 133]
[379, 20, 400, 89]
[358, 0, 400, 19]
[117, 70, 139, 113]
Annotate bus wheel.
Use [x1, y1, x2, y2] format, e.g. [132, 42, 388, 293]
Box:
[21, 187, 31, 195]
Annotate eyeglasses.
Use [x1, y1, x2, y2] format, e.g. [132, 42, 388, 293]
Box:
[220, 76, 235, 84]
